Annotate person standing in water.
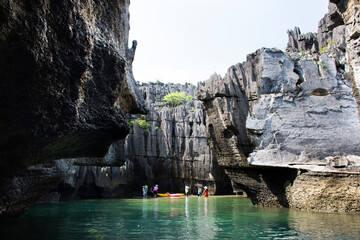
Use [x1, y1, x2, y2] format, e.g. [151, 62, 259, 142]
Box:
[204, 187, 209, 197]
[185, 185, 190, 197]
[143, 185, 149, 197]
[197, 187, 202, 197]
[153, 184, 159, 197]
[142, 185, 147, 197]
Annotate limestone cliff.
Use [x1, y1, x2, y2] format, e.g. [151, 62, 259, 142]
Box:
[289, 0, 360, 112]
[198, 1, 360, 212]
[50, 82, 232, 199]
[122, 82, 231, 194]
[0, 0, 146, 217]
[329, 0, 360, 112]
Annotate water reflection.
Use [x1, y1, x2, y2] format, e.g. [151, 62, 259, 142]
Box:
[204, 197, 208, 216]
[185, 196, 189, 217]
[153, 198, 158, 220]
[202, 197, 218, 239]
[1, 197, 360, 239]
[288, 209, 360, 238]
[184, 197, 192, 238]
[142, 198, 147, 218]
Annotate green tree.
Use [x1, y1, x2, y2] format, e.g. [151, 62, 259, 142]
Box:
[185, 95, 193, 101]
[163, 91, 192, 107]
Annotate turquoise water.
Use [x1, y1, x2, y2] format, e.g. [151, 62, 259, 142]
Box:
[1, 196, 360, 239]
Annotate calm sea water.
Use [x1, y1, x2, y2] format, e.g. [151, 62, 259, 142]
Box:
[1, 196, 360, 239]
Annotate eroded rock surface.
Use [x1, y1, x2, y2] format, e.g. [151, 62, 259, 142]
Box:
[46, 82, 232, 199]
[0, 0, 146, 217]
[290, 0, 360, 112]
[198, 43, 360, 212]
[121, 82, 231, 195]
[335, 0, 360, 112]
[196, 0, 360, 212]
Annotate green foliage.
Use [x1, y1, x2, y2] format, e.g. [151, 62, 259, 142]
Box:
[185, 95, 193, 101]
[319, 41, 335, 54]
[155, 126, 159, 130]
[163, 91, 194, 107]
[129, 116, 150, 134]
[190, 83, 196, 88]
[191, 108, 196, 112]
[319, 46, 327, 54]
[300, 50, 304, 56]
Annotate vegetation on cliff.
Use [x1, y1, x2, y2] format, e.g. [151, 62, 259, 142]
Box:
[128, 115, 150, 134]
[163, 91, 194, 107]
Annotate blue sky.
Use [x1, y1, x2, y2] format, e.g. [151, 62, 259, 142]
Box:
[129, 0, 329, 84]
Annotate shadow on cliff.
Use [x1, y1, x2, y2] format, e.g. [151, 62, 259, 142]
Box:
[229, 167, 298, 207]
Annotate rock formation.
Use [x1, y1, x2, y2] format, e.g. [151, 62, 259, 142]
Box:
[50, 82, 232, 199]
[122, 82, 231, 195]
[286, 27, 319, 53]
[318, 0, 360, 111]
[1, 0, 360, 217]
[198, 1, 360, 212]
[0, 0, 146, 217]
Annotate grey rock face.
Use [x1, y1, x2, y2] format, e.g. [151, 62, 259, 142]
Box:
[50, 82, 232, 199]
[247, 50, 360, 169]
[198, 45, 360, 211]
[336, 0, 360, 112]
[317, 2, 345, 50]
[199, 47, 360, 169]
[0, 0, 146, 217]
[117, 82, 231, 195]
[196, 0, 360, 212]
[286, 27, 319, 53]
[54, 158, 134, 199]
[291, 0, 360, 114]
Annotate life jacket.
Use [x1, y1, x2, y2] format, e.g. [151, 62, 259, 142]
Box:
[204, 189, 208, 197]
